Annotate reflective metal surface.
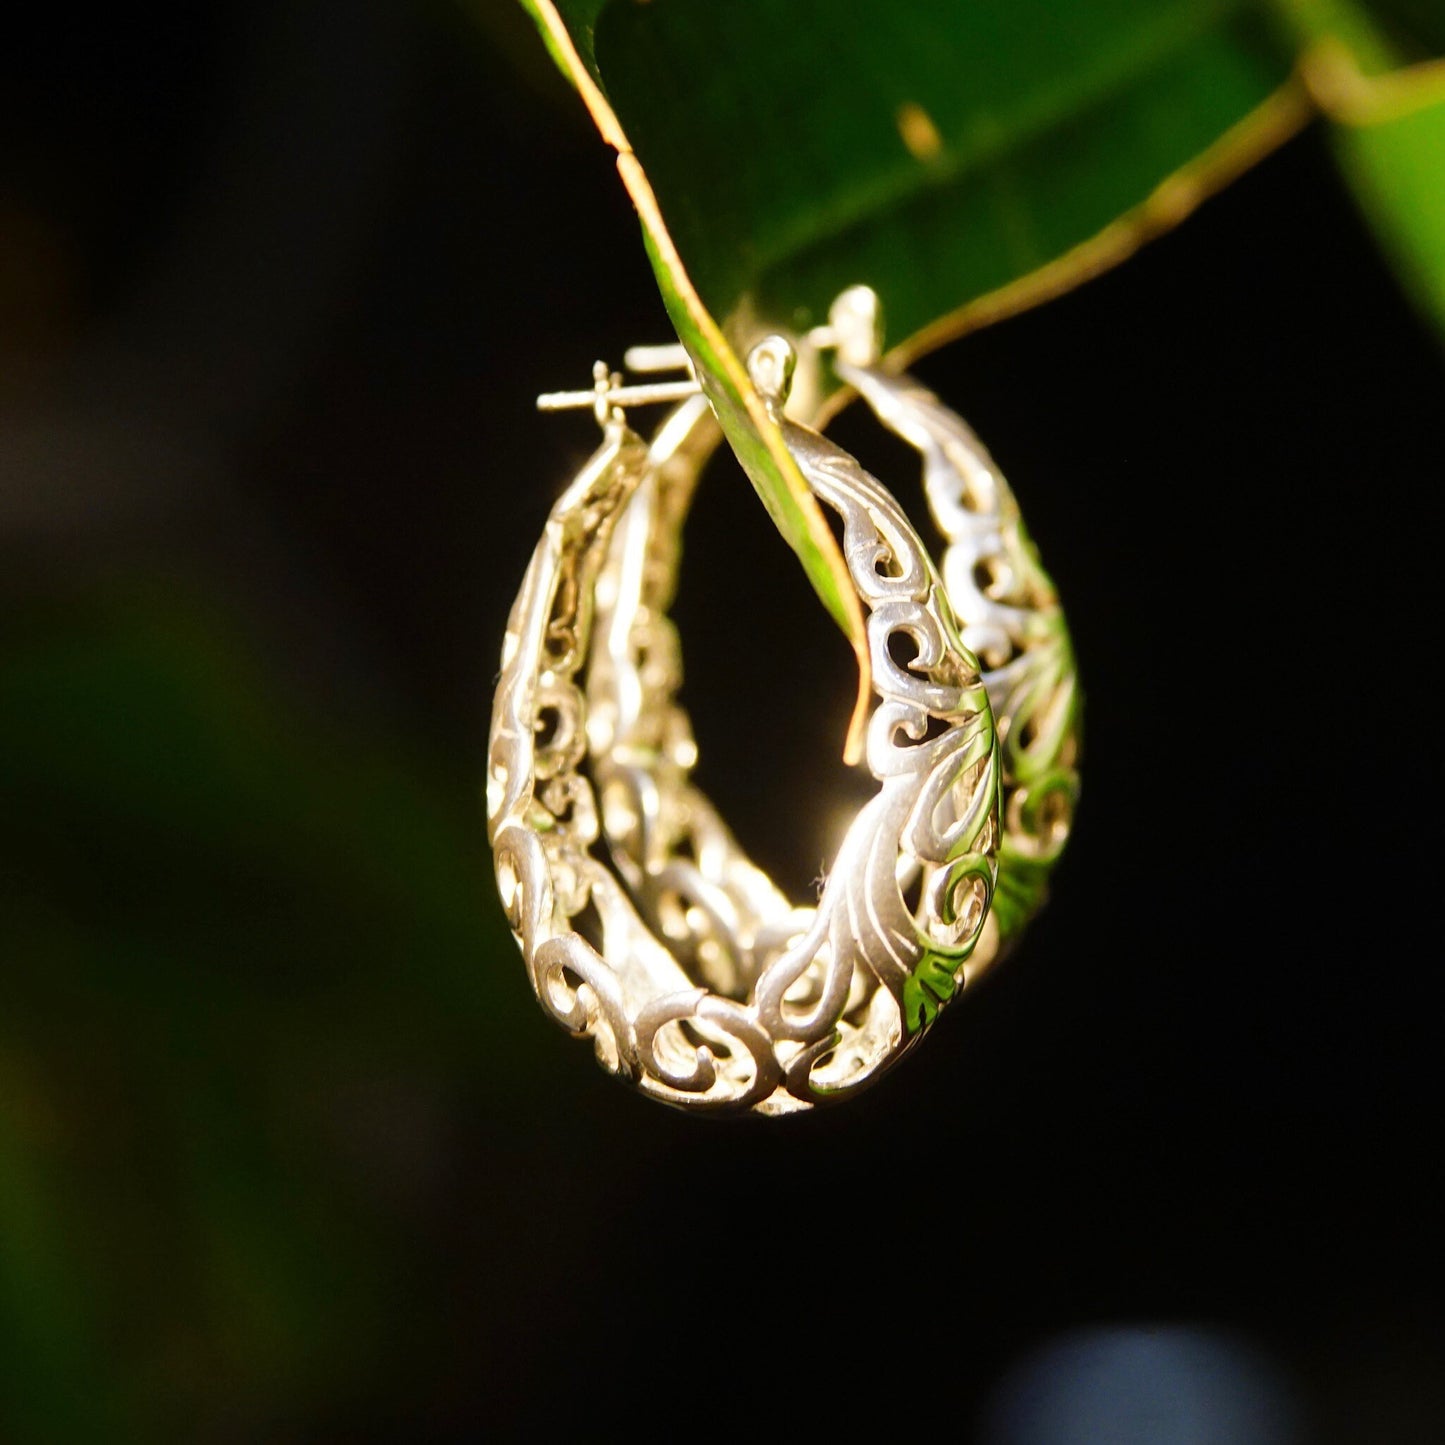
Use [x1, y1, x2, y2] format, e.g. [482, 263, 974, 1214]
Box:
[488, 344, 1002, 1112]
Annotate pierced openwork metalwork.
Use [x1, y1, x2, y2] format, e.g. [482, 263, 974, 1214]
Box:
[487, 292, 1079, 1115]
[835, 358, 1079, 970]
[488, 336, 1002, 1113]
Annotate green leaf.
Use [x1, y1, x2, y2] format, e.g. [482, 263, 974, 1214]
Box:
[516, 0, 1313, 748]
[901, 951, 960, 1035]
[1333, 73, 1445, 332]
[521, 0, 1312, 365]
[0, 599, 533, 1435]
[1284, 0, 1445, 337]
[1324, 0, 1445, 61]
[518, 0, 1445, 752]
[586, 0, 1304, 358]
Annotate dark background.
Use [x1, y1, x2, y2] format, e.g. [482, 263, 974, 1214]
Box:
[2, 2, 1442, 1440]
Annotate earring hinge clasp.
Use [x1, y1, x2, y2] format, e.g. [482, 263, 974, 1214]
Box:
[537, 353, 701, 421]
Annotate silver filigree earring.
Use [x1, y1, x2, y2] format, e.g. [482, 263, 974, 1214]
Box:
[488, 338, 1001, 1113]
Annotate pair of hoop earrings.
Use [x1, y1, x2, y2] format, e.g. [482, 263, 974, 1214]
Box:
[487, 287, 1079, 1114]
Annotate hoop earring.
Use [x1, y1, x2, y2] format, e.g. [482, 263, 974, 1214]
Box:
[489, 341, 1000, 1113]
[821, 287, 1081, 973]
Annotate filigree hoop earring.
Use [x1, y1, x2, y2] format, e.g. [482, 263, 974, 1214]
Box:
[821, 286, 1081, 971]
[487, 341, 1000, 1113]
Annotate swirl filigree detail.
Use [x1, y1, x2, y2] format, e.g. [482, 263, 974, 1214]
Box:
[837, 362, 1081, 974]
[491, 394, 1001, 1114]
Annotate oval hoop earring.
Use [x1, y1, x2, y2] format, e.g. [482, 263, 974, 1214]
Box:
[488, 340, 1000, 1113]
[822, 286, 1081, 971]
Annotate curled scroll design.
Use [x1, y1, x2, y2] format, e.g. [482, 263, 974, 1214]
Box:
[751, 419, 999, 1103]
[838, 363, 1081, 968]
[634, 989, 783, 1111]
[492, 392, 1001, 1113]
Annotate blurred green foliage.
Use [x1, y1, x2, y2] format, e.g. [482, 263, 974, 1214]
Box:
[0, 594, 526, 1437]
[1337, 93, 1445, 331]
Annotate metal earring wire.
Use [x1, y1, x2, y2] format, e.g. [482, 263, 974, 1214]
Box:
[489, 338, 1001, 1113]
[820, 286, 1081, 970]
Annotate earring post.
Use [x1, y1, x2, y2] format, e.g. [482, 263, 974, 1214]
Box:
[536, 378, 702, 412]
